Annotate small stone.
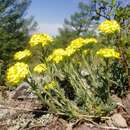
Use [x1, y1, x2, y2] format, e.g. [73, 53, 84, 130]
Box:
[111, 95, 123, 106]
[0, 108, 9, 120]
[8, 127, 17, 130]
[126, 93, 130, 101]
[12, 82, 37, 100]
[111, 113, 128, 128]
[122, 93, 130, 115]
[106, 119, 114, 127]
[12, 82, 30, 99]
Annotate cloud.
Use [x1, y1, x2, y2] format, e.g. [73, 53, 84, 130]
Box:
[35, 23, 62, 36]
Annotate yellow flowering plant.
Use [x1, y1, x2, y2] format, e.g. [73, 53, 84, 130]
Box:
[6, 18, 129, 119]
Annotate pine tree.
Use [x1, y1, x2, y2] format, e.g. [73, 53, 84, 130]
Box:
[0, 0, 37, 62]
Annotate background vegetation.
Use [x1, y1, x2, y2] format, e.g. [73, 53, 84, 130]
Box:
[0, 0, 37, 85]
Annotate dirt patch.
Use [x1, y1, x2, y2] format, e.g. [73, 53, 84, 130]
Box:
[1, 91, 130, 130]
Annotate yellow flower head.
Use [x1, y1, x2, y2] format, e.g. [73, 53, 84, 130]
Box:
[41, 34, 53, 47]
[44, 80, 57, 90]
[96, 48, 120, 59]
[14, 49, 31, 60]
[98, 20, 120, 34]
[65, 46, 76, 57]
[29, 33, 53, 47]
[47, 48, 66, 64]
[6, 62, 29, 85]
[84, 38, 97, 45]
[33, 63, 47, 74]
[65, 37, 85, 56]
[69, 37, 85, 49]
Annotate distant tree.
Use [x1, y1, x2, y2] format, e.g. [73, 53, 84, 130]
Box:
[53, 26, 77, 48]
[0, 0, 37, 62]
[91, 0, 130, 26]
[64, 2, 94, 36]
[55, 2, 97, 47]
[56, 0, 130, 47]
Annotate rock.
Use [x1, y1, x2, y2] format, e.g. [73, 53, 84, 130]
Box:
[0, 125, 7, 130]
[126, 92, 130, 100]
[12, 82, 37, 100]
[73, 122, 99, 130]
[111, 95, 123, 106]
[106, 119, 114, 127]
[111, 95, 125, 113]
[111, 113, 128, 128]
[0, 106, 9, 120]
[122, 93, 130, 115]
[66, 123, 73, 130]
[8, 127, 17, 130]
[12, 82, 30, 99]
[0, 105, 17, 120]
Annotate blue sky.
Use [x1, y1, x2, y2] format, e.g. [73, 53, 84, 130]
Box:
[27, 0, 88, 35]
[27, 0, 130, 35]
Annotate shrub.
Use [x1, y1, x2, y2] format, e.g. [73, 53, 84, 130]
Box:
[6, 20, 129, 119]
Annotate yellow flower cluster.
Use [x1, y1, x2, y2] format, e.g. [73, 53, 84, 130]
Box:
[96, 48, 120, 59]
[33, 63, 47, 74]
[6, 62, 29, 85]
[65, 37, 97, 56]
[44, 80, 57, 90]
[29, 33, 53, 47]
[47, 48, 66, 64]
[47, 38, 97, 63]
[14, 49, 31, 60]
[98, 20, 120, 34]
[65, 38, 85, 56]
[68, 37, 85, 49]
